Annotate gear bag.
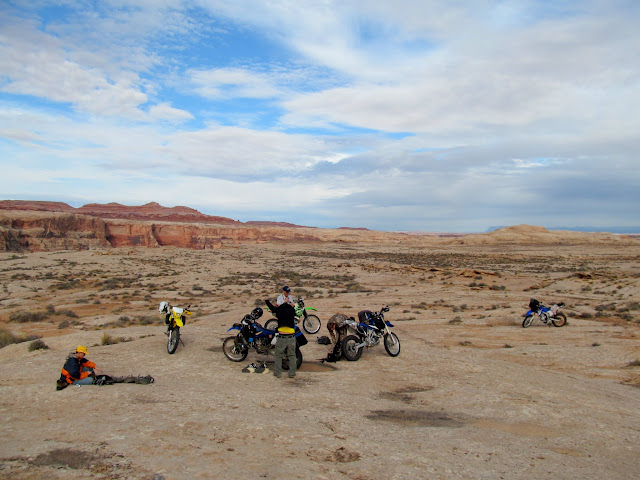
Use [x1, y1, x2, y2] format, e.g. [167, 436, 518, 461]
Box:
[95, 374, 115, 386]
[112, 375, 155, 384]
[324, 342, 342, 362]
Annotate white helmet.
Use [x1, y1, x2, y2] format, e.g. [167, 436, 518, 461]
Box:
[158, 301, 169, 313]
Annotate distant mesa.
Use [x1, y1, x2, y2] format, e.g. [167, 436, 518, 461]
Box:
[0, 200, 75, 212]
[0, 200, 240, 225]
[245, 221, 314, 229]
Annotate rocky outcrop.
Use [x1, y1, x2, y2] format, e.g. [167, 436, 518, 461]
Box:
[0, 211, 111, 252]
[0, 211, 328, 252]
[0, 201, 368, 252]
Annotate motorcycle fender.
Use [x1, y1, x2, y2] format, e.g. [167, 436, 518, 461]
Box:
[227, 325, 241, 332]
[175, 317, 184, 327]
[304, 307, 317, 312]
[385, 321, 394, 327]
[525, 309, 534, 316]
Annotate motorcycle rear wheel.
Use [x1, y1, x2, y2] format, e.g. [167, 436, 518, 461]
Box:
[342, 335, 363, 361]
[522, 315, 534, 328]
[167, 327, 180, 354]
[223, 336, 248, 362]
[384, 332, 401, 357]
[264, 318, 278, 331]
[551, 312, 567, 327]
[303, 314, 321, 335]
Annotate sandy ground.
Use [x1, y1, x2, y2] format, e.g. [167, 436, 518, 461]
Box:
[0, 241, 639, 479]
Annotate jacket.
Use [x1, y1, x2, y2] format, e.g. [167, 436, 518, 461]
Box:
[60, 356, 96, 384]
[265, 300, 296, 331]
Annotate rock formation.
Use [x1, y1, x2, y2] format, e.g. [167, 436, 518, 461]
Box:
[0, 201, 338, 252]
[0, 201, 637, 252]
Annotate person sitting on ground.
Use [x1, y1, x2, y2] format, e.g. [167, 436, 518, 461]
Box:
[60, 345, 103, 386]
[276, 285, 295, 307]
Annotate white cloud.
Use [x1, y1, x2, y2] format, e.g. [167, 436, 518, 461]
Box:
[148, 102, 194, 121]
[187, 67, 282, 100]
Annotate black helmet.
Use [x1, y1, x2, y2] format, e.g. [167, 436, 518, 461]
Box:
[251, 307, 263, 319]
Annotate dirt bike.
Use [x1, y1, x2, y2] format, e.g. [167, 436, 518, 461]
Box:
[341, 306, 401, 361]
[158, 301, 191, 354]
[223, 307, 305, 370]
[522, 298, 567, 328]
[264, 297, 321, 334]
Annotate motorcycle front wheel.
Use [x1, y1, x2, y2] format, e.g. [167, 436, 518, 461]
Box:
[552, 312, 567, 327]
[303, 314, 321, 334]
[222, 336, 248, 362]
[342, 335, 363, 361]
[384, 332, 401, 357]
[264, 318, 278, 331]
[522, 315, 534, 328]
[281, 347, 303, 370]
[167, 327, 180, 354]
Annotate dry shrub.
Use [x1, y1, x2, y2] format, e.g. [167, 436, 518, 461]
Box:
[0, 328, 40, 348]
[101, 333, 131, 345]
[9, 311, 49, 323]
[28, 339, 49, 351]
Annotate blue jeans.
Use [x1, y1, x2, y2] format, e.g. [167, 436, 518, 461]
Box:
[72, 367, 95, 385]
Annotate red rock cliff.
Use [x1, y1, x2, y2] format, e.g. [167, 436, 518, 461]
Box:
[0, 211, 111, 252]
[0, 210, 325, 252]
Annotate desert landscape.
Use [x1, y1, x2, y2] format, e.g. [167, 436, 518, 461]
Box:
[1, 203, 639, 479]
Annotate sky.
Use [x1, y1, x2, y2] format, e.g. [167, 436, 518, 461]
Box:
[1, 0, 639, 233]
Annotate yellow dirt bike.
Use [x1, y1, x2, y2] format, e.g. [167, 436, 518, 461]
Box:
[158, 302, 191, 354]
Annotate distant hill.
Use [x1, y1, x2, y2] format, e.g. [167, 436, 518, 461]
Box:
[487, 225, 640, 234]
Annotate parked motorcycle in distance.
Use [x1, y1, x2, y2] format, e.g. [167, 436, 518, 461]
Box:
[264, 297, 321, 334]
[522, 298, 567, 328]
[223, 307, 305, 370]
[158, 301, 191, 354]
[341, 306, 401, 361]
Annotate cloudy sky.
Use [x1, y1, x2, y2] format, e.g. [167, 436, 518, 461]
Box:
[1, 1, 639, 232]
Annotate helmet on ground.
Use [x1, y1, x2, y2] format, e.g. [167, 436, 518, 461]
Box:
[251, 307, 263, 319]
[283, 286, 291, 293]
[158, 301, 169, 313]
[76, 345, 88, 355]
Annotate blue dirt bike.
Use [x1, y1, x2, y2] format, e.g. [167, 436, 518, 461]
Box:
[341, 306, 401, 361]
[222, 307, 306, 370]
[522, 298, 567, 327]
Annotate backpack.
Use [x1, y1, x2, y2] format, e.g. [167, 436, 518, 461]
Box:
[529, 298, 541, 311]
[325, 342, 342, 362]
